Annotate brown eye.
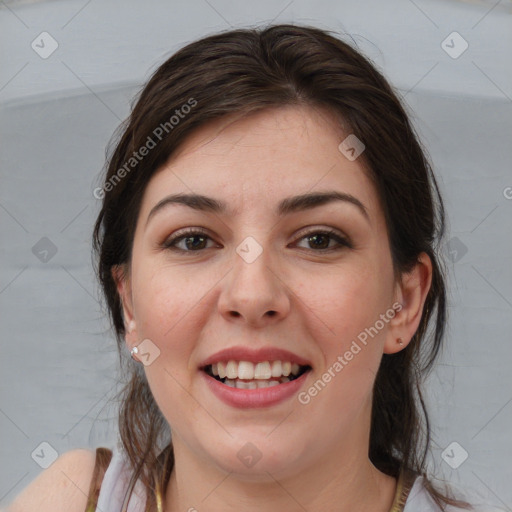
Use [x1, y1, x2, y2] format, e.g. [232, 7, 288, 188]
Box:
[295, 229, 352, 252]
[162, 228, 215, 252]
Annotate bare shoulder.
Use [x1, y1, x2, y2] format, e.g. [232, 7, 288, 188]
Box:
[5, 449, 97, 512]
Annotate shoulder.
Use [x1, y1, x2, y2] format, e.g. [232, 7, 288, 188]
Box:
[5, 449, 98, 512]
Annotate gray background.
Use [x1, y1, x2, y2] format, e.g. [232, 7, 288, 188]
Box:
[1, 0, 511, 509]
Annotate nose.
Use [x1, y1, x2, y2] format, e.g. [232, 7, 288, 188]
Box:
[217, 242, 291, 328]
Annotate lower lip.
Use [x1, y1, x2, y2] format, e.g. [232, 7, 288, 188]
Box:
[201, 370, 310, 409]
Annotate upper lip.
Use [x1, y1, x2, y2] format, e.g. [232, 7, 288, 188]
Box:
[199, 346, 312, 369]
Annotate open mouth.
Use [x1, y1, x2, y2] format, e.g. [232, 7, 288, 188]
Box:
[202, 361, 312, 389]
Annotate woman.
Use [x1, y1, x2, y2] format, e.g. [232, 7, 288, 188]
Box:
[7, 23, 498, 512]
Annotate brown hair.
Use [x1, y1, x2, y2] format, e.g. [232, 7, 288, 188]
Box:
[92, 23, 473, 511]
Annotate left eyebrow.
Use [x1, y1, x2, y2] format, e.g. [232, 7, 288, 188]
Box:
[145, 190, 370, 227]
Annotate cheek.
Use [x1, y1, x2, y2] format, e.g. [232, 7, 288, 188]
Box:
[301, 261, 388, 340]
[131, 263, 203, 364]
[299, 270, 386, 422]
[298, 257, 392, 402]
[132, 266, 206, 426]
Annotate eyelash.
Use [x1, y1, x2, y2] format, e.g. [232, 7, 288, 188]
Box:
[161, 227, 352, 254]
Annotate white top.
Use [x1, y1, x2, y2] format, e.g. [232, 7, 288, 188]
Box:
[96, 444, 147, 512]
[96, 444, 503, 512]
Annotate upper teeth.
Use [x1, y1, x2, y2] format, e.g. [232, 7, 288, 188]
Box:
[211, 361, 301, 380]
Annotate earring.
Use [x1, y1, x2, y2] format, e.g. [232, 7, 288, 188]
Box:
[130, 345, 140, 362]
[397, 337, 404, 346]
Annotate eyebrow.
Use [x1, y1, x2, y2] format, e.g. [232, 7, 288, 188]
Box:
[146, 190, 370, 227]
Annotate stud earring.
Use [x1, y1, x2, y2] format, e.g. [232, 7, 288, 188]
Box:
[130, 345, 140, 362]
[397, 337, 404, 346]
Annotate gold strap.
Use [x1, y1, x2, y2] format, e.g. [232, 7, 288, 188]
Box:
[388, 467, 417, 512]
[155, 476, 164, 512]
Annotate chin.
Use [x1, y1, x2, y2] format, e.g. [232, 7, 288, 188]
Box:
[204, 437, 308, 480]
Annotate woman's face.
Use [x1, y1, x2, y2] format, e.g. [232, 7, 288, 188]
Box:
[117, 105, 412, 480]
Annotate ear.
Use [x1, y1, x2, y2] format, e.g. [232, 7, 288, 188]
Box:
[384, 252, 433, 354]
[112, 264, 138, 346]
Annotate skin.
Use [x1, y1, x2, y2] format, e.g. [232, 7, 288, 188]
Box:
[114, 105, 432, 512]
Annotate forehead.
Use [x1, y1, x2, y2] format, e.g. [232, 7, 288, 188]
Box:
[138, 105, 382, 223]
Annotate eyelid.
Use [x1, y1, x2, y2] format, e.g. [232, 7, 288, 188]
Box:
[161, 227, 212, 248]
[294, 225, 351, 242]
